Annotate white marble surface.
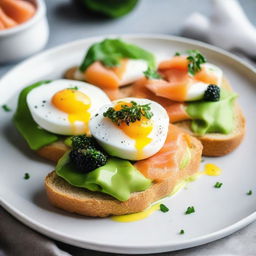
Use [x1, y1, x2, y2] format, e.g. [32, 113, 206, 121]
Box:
[0, 0, 256, 255]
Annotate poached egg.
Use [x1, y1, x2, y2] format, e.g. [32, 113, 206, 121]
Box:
[27, 79, 111, 135]
[89, 98, 169, 160]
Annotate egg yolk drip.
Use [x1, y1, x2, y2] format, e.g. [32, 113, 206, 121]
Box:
[203, 163, 222, 176]
[114, 102, 153, 158]
[52, 89, 91, 134]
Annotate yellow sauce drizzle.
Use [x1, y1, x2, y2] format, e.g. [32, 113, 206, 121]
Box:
[203, 163, 222, 176]
[111, 203, 160, 223]
[111, 164, 221, 223]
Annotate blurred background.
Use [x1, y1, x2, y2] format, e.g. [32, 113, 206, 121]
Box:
[1, 0, 256, 78]
[44, 0, 256, 46]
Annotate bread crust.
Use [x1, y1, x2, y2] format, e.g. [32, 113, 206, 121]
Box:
[175, 106, 246, 156]
[45, 136, 203, 217]
[37, 141, 69, 162]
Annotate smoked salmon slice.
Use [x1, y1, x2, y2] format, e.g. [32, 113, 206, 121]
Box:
[0, 0, 35, 24]
[84, 59, 128, 90]
[132, 78, 191, 123]
[84, 61, 120, 90]
[0, 19, 4, 29]
[146, 74, 193, 102]
[194, 66, 219, 85]
[159, 56, 189, 71]
[0, 6, 17, 29]
[134, 124, 189, 181]
[111, 59, 128, 79]
[164, 103, 191, 123]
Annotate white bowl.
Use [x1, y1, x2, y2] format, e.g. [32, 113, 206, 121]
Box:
[0, 0, 49, 63]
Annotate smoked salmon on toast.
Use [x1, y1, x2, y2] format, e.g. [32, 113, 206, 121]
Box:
[131, 50, 245, 156]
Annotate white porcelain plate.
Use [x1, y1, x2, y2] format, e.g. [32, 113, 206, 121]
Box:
[0, 35, 256, 254]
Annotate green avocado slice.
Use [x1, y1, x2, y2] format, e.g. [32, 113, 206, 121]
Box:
[13, 81, 61, 150]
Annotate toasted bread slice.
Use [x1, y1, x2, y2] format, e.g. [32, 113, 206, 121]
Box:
[175, 104, 245, 156]
[37, 140, 69, 162]
[45, 136, 202, 217]
[175, 78, 245, 156]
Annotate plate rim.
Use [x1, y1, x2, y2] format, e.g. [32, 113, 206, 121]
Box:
[1, 33, 256, 254]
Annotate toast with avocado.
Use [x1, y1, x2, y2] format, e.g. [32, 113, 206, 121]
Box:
[45, 125, 203, 217]
[131, 52, 245, 156]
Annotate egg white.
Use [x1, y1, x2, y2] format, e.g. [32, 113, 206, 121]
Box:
[119, 59, 148, 86]
[89, 98, 169, 161]
[186, 63, 223, 101]
[27, 79, 111, 135]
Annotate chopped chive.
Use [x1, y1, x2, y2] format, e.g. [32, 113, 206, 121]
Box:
[103, 101, 153, 126]
[246, 190, 252, 196]
[2, 104, 11, 112]
[24, 173, 30, 180]
[185, 206, 195, 215]
[179, 229, 185, 235]
[68, 86, 78, 90]
[214, 182, 223, 188]
[160, 204, 169, 213]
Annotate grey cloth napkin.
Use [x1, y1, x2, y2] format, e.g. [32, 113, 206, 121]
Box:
[1, 206, 256, 256]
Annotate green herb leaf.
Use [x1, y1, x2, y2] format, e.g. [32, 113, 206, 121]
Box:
[247, 190, 252, 195]
[214, 182, 223, 188]
[24, 173, 30, 180]
[144, 67, 162, 80]
[185, 206, 195, 215]
[175, 52, 181, 56]
[179, 229, 185, 235]
[2, 104, 11, 112]
[186, 50, 206, 75]
[103, 101, 153, 126]
[79, 39, 156, 71]
[160, 204, 169, 213]
[68, 86, 78, 90]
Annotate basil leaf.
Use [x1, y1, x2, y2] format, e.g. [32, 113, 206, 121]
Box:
[79, 38, 156, 72]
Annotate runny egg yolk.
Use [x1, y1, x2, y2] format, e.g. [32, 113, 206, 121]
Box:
[114, 102, 153, 158]
[52, 89, 91, 134]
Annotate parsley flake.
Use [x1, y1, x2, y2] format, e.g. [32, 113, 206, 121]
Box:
[214, 182, 223, 188]
[68, 86, 78, 90]
[24, 173, 30, 180]
[2, 104, 11, 112]
[247, 190, 252, 196]
[179, 229, 185, 235]
[186, 50, 206, 75]
[103, 101, 153, 126]
[160, 204, 169, 213]
[144, 67, 162, 80]
[185, 206, 195, 215]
